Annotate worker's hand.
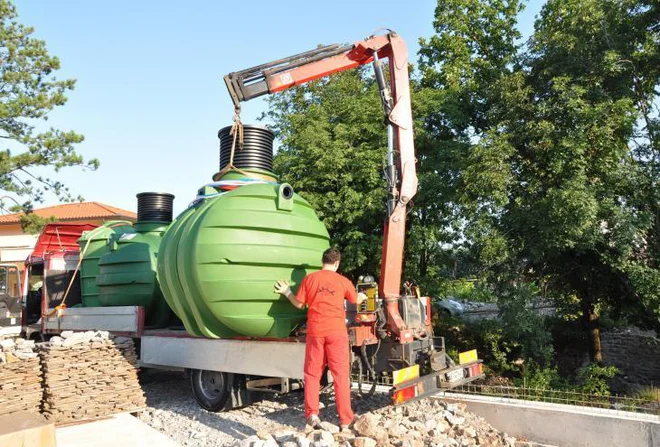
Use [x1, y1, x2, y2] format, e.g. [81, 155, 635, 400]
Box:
[274, 280, 292, 297]
[357, 292, 367, 305]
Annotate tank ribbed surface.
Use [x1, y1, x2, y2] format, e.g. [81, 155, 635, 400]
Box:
[137, 192, 175, 223]
[96, 223, 171, 327]
[157, 182, 330, 338]
[77, 221, 134, 307]
[218, 125, 274, 172]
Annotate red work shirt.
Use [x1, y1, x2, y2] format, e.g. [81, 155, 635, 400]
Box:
[296, 270, 358, 337]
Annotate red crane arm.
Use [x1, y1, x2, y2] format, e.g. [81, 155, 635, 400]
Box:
[224, 32, 417, 341]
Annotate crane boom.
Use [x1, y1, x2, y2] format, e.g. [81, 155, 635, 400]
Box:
[224, 32, 418, 341]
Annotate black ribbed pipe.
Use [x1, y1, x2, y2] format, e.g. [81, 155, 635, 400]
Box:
[136, 192, 175, 223]
[218, 124, 274, 172]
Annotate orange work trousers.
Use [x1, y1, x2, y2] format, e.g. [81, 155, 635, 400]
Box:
[304, 333, 354, 426]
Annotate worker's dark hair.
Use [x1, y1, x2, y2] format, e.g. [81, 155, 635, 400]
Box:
[322, 247, 341, 264]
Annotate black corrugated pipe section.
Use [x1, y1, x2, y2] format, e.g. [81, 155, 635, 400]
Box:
[136, 192, 175, 223]
[218, 124, 274, 172]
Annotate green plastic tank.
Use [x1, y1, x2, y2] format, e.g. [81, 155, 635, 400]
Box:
[95, 193, 175, 327]
[158, 175, 330, 338]
[77, 221, 134, 307]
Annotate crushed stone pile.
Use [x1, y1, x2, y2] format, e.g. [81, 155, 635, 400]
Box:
[0, 338, 42, 416]
[232, 394, 516, 447]
[40, 330, 146, 423]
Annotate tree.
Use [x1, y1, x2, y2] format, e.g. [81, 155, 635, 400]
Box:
[414, 0, 524, 288]
[19, 213, 56, 234]
[0, 0, 98, 223]
[452, 0, 660, 363]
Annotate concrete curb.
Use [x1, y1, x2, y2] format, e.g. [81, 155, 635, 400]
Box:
[440, 392, 660, 447]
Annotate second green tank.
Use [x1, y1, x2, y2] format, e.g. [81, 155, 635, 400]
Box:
[94, 192, 175, 327]
[78, 221, 134, 308]
[96, 222, 171, 327]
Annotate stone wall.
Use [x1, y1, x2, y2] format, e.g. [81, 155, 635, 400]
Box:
[461, 302, 556, 322]
[601, 328, 660, 390]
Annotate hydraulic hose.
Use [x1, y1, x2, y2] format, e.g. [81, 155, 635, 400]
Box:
[361, 344, 378, 396]
[356, 356, 364, 395]
[376, 308, 388, 339]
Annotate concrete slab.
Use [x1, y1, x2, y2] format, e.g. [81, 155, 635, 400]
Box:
[56, 413, 180, 447]
[0, 412, 56, 447]
[441, 392, 660, 447]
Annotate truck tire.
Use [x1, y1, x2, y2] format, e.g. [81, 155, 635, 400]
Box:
[190, 369, 230, 412]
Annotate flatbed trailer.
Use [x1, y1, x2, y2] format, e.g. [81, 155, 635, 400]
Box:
[31, 305, 482, 410]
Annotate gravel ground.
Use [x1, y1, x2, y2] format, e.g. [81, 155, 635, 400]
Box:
[138, 370, 356, 446]
[137, 370, 533, 447]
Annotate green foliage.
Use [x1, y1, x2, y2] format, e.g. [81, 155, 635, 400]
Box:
[0, 0, 97, 212]
[19, 212, 55, 234]
[415, 0, 524, 283]
[436, 316, 526, 376]
[516, 363, 565, 390]
[577, 363, 619, 396]
[478, 321, 513, 374]
[498, 283, 555, 366]
[437, 310, 618, 395]
[622, 263, 660, 322]
[634, 386, 660, 402]
[434, 293, 555, 378]
[418, 0, 523, 134]
[421, 0, 660, 360]
[435, 279, 497, 302]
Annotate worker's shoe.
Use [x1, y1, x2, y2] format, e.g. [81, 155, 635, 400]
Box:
[306, 414, 322, 430]
[340, 420, 354, 432]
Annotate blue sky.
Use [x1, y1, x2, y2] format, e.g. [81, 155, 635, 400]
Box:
[13, 0, 543, 215]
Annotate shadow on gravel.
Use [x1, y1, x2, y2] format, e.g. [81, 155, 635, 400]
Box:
[139, 370, 262, 439]
[139, 370, 308, 439]
[138, 370, 393, 441]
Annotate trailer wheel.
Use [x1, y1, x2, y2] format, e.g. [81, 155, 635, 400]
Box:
[190, 369, 230, 412]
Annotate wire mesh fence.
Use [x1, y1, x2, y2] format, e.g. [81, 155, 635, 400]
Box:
[450, 384, 660, 416]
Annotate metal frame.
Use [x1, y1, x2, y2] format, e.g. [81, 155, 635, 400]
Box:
[140, 333, 306, 379]
[224, 43, 353, 107]
[41, 305, 144, 336]
[450, 384, 660, 416]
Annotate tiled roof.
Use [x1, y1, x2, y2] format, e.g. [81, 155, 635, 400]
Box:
[0, 202, 137, 224]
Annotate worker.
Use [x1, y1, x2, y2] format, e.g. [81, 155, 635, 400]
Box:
[274, 247, 365, 430]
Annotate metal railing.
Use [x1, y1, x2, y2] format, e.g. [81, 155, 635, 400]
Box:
[449, 384, 660, 416]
